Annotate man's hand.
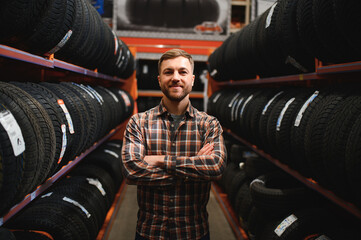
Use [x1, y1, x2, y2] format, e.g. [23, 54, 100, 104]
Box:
[144, 155, 165, 167]
[197, 143, 214, 156]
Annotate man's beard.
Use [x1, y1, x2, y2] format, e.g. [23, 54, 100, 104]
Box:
[161, 84, 191, 102]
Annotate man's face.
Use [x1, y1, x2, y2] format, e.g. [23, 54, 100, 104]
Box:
[158, 56, 195, 102]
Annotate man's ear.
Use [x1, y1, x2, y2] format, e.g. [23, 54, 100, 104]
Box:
[192, 75, 195, 86]
[158, 75, 161, 85]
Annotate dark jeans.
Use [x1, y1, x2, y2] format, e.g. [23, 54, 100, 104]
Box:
[135, 232, 210, 240]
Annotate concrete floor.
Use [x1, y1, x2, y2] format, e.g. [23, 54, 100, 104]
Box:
[106, 184, 237, 240]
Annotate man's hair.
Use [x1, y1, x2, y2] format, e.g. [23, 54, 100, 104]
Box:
[158, 49, 194, 74]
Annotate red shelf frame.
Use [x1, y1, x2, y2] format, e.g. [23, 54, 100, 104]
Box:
[223, 128, 361, 221]
[209, 60, 361, 88]
[0, 44, 126, 83]
[0, 124, 124, 226]
[121, 37, 222, 57]
[211, 183, 248, 240]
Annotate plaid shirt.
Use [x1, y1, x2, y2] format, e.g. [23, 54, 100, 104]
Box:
[121, 101, 227, 240]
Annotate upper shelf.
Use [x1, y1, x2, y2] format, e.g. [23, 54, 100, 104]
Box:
[0, 44, 126, 83]
[212, 60, 361, 87]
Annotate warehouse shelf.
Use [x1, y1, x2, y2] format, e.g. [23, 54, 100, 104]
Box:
[96, 181, 127, 240]
[209, 60, 361, 88]
[0, 123, 126, 226]
[0, 44, 126, 83]
[223, 128, 361, 221]
[211, 183, 248, 240]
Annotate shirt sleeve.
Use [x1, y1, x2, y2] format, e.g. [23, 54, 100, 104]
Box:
[164, 117, 227, 181]
[121, 114, 174, 186]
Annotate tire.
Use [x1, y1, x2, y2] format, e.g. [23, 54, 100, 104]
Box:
[10, 81, 62, 178]
[312, 0, 358, 63]
[23, 0, 76, 56]
[40, 82, 88, 165]
[0, 82, 49, 209]
[249, 171, 322, 218]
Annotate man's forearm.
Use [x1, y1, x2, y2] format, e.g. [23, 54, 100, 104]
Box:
[144, 155, 166, 167]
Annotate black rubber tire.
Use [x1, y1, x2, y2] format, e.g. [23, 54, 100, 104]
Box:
[5, 202, 89, 240]
[304, 88, 350, 188]
[40, 82, 88, 165]
[296, 0, 324, 61]
[69, 163, 116, 208]
[275, 0, 315, 73]
[290, 88, 328, 177]
[10, 81, 62, 178]
[322, 95, 361, 199]
[0, 82, 51, 206]
[60, 82, 101, 145]
[345, 114, 361, 204]
[258, 89, 286, 154]
[23, 0, 76, 56]
[249, 171, 322, 218]
[312, 0, 358, 63]
[333, 0, 361, 56]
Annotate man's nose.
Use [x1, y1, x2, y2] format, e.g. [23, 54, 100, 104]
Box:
[171, 72, 180, 81]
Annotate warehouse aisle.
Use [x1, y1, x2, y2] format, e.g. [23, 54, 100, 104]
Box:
[106, 185, 237, 240]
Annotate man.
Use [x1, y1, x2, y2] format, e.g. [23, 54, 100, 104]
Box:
[121, 49, 227, 240]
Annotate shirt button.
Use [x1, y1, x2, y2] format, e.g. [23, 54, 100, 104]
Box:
[170, 198, 174, 202]
[171, 124, 174, 127]
[172, 143, 175, 146]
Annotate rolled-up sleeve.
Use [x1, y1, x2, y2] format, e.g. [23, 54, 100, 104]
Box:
[121, 114, 174, 186]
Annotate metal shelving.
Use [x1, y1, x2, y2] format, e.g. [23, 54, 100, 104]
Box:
[0, 124, 125, 226]
[0, 44, 126, 83]
[223, 128, 361, 221]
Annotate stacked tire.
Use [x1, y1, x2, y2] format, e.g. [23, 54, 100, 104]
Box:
[208, 0, 361, 81]
[125, 0, 220, 28]
[219, 137, 361, 239]
[4, 139, 124, 240]
[0, 81, 133, 216]
[0, 0, 134, 79]
[208, 85, 361, 206]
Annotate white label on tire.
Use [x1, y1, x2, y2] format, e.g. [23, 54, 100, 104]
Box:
[276, 98, 295, 131]
[240, 95, 253, 118]
[107, 142, 122, 148]
[104, 149, 119, 159]
[294, 91, 319, 127]
[266, 2, 278, 29]
[0, 110, 25, 156]
[233, 97, 244, 122]
[46, 30, 73, 56]
[229, 93, 241, 122]
[87, 178, 106, 196]
[63, 197, 91, 218]
[274, 214, 298, 236]
[262, 91, 283, 115]
[58, 124, 67, 163]
[212, 92, 222, 103]
[103, 87, 119, 103]
[57, 99, 75, 134]
[118, 90, 131, 110]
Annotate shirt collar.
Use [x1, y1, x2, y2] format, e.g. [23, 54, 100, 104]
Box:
[156, 99, 195, 118]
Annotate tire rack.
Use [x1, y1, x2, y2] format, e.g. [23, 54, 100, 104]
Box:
[207, 59, 361, 229]
[0, 44, 138, 228]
